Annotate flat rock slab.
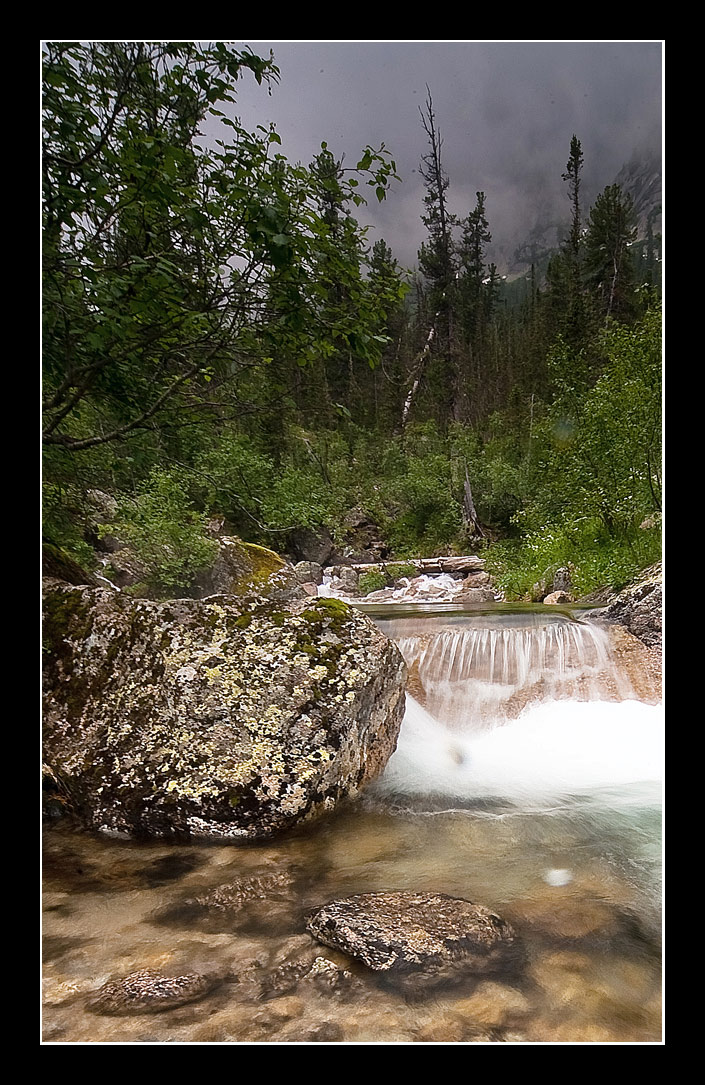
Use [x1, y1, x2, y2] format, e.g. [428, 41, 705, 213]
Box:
[306, 892, 517, 988]
[87, 969, 217, 1015]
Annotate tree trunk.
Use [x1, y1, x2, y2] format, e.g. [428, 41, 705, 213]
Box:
[462, 465, 484, 536]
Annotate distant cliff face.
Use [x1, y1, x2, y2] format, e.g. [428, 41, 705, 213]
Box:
[613, 153, 662, 239]
[501, 152, 662, 282]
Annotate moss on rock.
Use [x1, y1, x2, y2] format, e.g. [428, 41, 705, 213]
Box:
[42, 542, 98, 587]
[240, 542, 286, 584]
[42, 583, 406, 841]
[191, 536, 293, 601]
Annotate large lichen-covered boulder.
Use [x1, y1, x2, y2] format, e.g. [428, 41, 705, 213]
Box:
[42, 586, 406, 840]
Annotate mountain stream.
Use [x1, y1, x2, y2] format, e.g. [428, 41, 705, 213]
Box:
[42, 601, 663, 1044]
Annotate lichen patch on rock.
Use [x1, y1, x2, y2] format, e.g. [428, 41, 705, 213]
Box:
[43, 584, 406, 840]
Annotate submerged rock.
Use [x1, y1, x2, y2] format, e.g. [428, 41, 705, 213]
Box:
[306, 891, 517, 989]
[153, 870, 299, 933]
[302, 956, 354, 992]
[183, 872, 296, 912]
[42, 586, 406, 840]
[87, 969, 217, 1015]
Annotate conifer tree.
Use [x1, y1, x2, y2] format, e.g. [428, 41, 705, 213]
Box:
[416, 90, 461, 422]
[545, 134, 587, 346]
[417, 91, 455, 315]
[458, 191, 492, 343]
[584, 184, 638, 323]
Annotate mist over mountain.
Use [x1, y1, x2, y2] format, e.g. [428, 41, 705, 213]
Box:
[613, 152, 662, 237]
[500, 148, 663, 282]
[230, 41, 662, 280]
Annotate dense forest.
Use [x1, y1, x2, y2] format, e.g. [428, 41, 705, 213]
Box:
[42, 42, 662, 599]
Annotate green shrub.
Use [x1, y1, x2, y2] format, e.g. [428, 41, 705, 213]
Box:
[358, 569, 388, 595]
[106, 469, 219, 596]
[386, 562, 417, 580]
[486, 515, 661, 600]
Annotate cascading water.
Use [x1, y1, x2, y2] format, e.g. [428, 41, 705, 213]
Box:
[371, 607, 663, 813]
[388, 611, 639, 727]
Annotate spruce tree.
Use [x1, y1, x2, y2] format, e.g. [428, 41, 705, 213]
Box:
[584, 184, 638, 323]
[416, 90, 460, 423]
[458, 191, 492, 343]
[545, 134, 587, 346]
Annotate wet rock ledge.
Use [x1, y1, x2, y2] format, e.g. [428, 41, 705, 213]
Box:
[42, 583, 406, 840]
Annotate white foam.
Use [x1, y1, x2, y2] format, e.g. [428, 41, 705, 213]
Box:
[380, 696, 663, 807]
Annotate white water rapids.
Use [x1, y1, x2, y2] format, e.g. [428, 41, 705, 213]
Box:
[372, 609, 663, 812]
[380, 695, 662, 808]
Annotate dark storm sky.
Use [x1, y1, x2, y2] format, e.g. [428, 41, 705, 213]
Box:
[224, 40, 663, 273]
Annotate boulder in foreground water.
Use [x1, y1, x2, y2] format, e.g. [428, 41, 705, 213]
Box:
[306, 892, 517, 989]
[42, 585, 406, 840]
[87, 969, 217, 1015]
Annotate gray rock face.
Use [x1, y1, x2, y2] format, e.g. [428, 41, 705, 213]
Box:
[98, 544, 148, 590]
[455, 586, 497, 604]
[544, 590, 572, 605]
[288, 526, 334, 566]
[306, 892, 517, 988]
[531, 564, 574, 602]
[552, 566, 573, 593]
[593, 563, 662, 650]
[83, 489, 122, 553]
[293, 561, 324, 586]
[337, 567, 360, 594]
[42, 586, 406, 840]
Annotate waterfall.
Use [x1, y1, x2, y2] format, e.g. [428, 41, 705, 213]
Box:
[389, 614, 638, 728]
[374, 608, 663, 810]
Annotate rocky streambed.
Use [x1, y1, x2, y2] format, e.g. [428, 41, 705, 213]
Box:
[43, 791, 662, 1043]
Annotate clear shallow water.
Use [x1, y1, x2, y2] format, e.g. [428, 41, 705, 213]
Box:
[42, 605, 663, 1044]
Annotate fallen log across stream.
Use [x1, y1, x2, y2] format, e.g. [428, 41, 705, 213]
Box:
[346, 555, 485, 576]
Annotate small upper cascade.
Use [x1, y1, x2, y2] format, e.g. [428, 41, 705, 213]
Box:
[381, 613, 638, 730]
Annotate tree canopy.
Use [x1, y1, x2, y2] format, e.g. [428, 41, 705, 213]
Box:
[42, 41, 402, 453]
